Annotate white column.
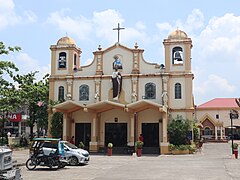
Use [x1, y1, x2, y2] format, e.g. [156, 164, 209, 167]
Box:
[220, 127, 223, 139]
[130, 116, 134, 145]
[92, 116, 96, 139]
[63, 113, 67, 140]
[215, 126, 218, 140]
[162, 113, 167, 143]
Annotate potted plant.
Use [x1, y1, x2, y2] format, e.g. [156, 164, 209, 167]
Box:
[233, 143, 238, 159]
[107, 143, 113, 156]
[136, 141, 143, 157]
[79, 141, 85, 149]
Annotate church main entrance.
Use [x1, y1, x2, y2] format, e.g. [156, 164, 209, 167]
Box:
[142, 123, 160, 154]
[105, 123, 127, 153]
[75, 123, 91, 150]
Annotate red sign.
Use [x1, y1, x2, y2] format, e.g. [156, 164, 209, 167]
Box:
[6, 113, 22, 122]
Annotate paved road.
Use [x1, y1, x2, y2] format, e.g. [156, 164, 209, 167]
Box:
[13, 142, 240, 180]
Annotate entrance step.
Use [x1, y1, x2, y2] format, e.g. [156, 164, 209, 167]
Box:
[142, 147, 160, 154]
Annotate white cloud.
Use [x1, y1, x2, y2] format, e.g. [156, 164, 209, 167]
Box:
[195, 13, 240, 64]
[188, 12, 240, 104]
[46, 9, 93, 41]
[92, 9, 124, 42]
[135, 21, 146, 30]
[15, 53, 50, 81]
[155, 9, 204, 37]
[185, 9, 204, 31]
[23, 10, 37, 23]
[92, 10, 150, 44]
[156, 22, 173, 33]
[46, 9, 151, 45]
[195, 74, 235, 95]
[0, 0, 37, 30]
[83, 58, 93, 66]
[0, 0, 21, 29]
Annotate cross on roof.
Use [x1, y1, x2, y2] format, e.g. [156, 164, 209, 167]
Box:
[113, 23, 125, 43]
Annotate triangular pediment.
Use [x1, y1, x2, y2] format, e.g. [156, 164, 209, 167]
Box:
[199, 113, 223, 126]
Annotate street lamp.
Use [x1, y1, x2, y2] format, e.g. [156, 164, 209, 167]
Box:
[230, 109, 239, 154]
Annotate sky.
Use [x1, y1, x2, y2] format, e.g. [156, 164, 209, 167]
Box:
[1, 0, 240, 106]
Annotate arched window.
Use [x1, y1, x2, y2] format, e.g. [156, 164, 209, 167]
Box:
[172, 46, 183, 64]
[74, 54, 77, 66]
[59, 52, 67, 68]
[145, 83, 156, 99]
[203, 127, 212, 135]
[58, 86, 64, 101]
[175, 83, 182, 99]
[79, 85, 89, 101]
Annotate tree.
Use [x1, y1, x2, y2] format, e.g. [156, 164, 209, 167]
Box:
[34, 74, 49, 136]
[0, 42, 50, 141]
[193, 123, 199, 142]
[14, 72, 49, 140]
[168, 116, 191, 145]
[0, 41, 21, 88]
[50, 112, 63, 138]
[0, 42, 21, 144]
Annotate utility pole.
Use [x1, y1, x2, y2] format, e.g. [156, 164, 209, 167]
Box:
[230, 109, 239, 154]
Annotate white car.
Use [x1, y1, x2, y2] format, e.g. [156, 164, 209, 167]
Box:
[62, 141, 90, 165]
[42, 141, 90, 166]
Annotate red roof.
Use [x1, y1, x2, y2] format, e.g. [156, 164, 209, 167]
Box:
[198, 98, 239, 108]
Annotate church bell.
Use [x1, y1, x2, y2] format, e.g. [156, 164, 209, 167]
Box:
[174, 51, 182, 61]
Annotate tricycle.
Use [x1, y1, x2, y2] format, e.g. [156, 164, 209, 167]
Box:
[25, 138, 68, 170]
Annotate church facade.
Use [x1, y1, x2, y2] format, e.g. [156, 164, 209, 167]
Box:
[47, 29, 194, 154]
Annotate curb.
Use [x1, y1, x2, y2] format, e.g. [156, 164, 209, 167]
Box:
[13, 160, 25, 167]
[14, 163, 25, 167]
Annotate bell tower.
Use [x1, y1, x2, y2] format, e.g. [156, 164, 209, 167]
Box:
[163, 29, 194, 120]
[163, 29, 192, 73]
[50, 36, 81, 76]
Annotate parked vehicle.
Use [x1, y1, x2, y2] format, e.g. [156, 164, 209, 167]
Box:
[62, 141, 90, 165]
[26, 138, 68, 170]
[0, 146, 22, 179]
[41, 141, 90, 166]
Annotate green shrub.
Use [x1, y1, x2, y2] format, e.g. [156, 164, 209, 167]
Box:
[169, 144, 175, 151]
[169, 144, 195, 152]
[168, 117, 191, 145]
[50, 112, 63, 138]
[178, 145, 188, 151]
[188, 144, 196, 153]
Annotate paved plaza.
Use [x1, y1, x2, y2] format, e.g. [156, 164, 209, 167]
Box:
[13, 142, 240, 180]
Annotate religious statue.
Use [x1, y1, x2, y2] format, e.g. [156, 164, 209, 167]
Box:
[112, 69, 122, 101]
[162, 91, 168, 106]
[132, 91, 137, 102]
[95, 91, 100, 102]
[113, 55, 122, 70]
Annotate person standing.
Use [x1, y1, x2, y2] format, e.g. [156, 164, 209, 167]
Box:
[70, 136, 75, 145]
[139, 134, 144, 142]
